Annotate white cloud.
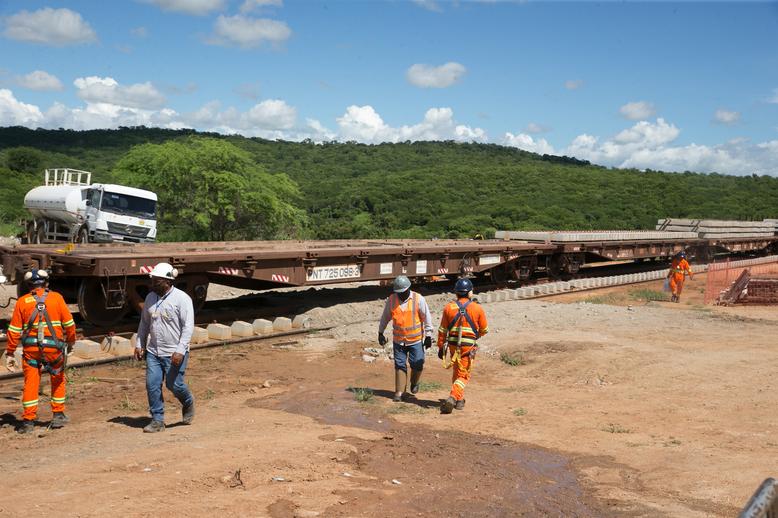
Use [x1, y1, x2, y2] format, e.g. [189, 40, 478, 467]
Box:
[244, 99, 296, 129]
[0, 89, 44, 126]
[564, 79, 583, 90]
[142, 0, 226, 15]
[503, 133, 555, 155]
[240, 0, 283, 13]
[562, 119, 778, 176]
[209, 15, 291, 48]
[768, 88, 778, 104]
[3, 8, 96, 46]
[714, 109, 740, 125]
[16, 70, 63, 91]
[412, 0, 443, 12]
[337, 106, 485, 143]
[131, 26, 149, 38]
[74, 76, 166, 110]
[524, 122, 549, 134]
[619, 101, 656, 121]
[406, 62, 466, 89]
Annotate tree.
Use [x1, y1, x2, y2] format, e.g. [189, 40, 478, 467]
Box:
[113, 137, 308, 241]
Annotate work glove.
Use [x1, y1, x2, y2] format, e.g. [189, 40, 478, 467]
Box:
[437, 347, 445, 360]
[423, 336, 432, 349]
[5, 354, 18, 372]
[378, 333, 387, 346]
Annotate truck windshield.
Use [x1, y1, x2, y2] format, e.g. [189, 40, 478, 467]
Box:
[100, 192, 156, 219]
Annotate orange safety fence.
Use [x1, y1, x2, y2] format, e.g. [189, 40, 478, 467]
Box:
[704, 257, 778, 304]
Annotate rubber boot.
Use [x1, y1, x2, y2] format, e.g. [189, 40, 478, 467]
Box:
[441, 396, 456, 414]
[455, 399, 465, 410]
[393, 369, 406, 402]
[409, 369, 422, 395]
[50, 412, 69, 429]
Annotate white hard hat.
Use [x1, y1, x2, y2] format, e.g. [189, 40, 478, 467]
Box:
[149, 262, 178, 280]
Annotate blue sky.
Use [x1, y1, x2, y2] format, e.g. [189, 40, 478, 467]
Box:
[1, 0, 777, 175]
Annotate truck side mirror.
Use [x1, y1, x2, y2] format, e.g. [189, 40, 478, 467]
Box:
[85, 199, 91, 206]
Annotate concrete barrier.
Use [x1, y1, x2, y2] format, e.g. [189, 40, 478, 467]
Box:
[102, 335, 133, 356]
[207, 323, 231, 340]
[292, 315, 312, 329]
[191, 327, 209, 344]
[231, 321, 254, 337]
[273, 317, 293, 332]
[73, 340, 101, 359]
[252, 319, 273, 335]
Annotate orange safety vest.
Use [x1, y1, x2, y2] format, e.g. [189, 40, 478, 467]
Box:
[437, 297, 489, 347]
[6, 288, 76, 354]
[390, 292, 423, 345]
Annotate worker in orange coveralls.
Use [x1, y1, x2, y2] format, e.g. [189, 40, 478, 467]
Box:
[668, 250, 694, 303]
[437, 278, 488, 414]
[4, 269, 76, 434]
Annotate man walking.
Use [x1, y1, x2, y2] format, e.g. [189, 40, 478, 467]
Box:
[668, 251, 693, 303]
[437, 278, 488, 414]
[378, 275, 434, 402]
[135, 262, 195, 433]
[5, 268, 76, 433]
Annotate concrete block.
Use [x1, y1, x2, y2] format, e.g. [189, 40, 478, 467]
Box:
[292, 314, 312, 329]
[102, 335, 133, 356]
[252, 319, 273, 335]
[130, 333, 137, 349]
[495, 291, 508, 302]
[73, 340, 101, 359]
[273, 317, 293, 332]
[191, 327, 209, 344]
[207, 323, 232, 341]
[231, 320, 254, 337]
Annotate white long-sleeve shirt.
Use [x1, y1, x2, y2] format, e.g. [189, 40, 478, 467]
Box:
[378, 290, 434, 345]
[136, 286, 194, 357]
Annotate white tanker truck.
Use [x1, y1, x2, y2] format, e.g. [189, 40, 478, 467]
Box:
[22, 168, 157, 244]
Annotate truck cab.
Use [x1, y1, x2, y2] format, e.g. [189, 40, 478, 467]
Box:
[84, 184, 157, 243]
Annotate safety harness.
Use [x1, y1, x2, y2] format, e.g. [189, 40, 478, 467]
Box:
[20, 289, 67, 375]
[442, 299, 479, 372]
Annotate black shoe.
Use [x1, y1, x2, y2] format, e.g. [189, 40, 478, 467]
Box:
[440, 396, 455, 414]
[392, 393, 403, 402]
[143, 420, 165, 433]
[410, 383, 420, 394]
[50, 412, 70, 429]
[182, 401, 195, 425]
[17, 421, 34, 434]
[455, 399, 465, 410]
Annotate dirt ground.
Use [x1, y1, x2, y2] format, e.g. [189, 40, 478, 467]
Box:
[0, 275, 776, 517]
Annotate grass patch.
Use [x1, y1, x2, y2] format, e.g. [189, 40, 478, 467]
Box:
[65, 367, 81, 384]
[348, 386, 374, 403]
[116, 393, 138, 412]
[629, 289, 667, 302]
[202, 388, 215, 400]
[416, 380, 442, 392]
[602, 423, 631, 434]
[500, 351, 525, 366]
[513, 408, 527, 416]
[582, 293, 621, 305]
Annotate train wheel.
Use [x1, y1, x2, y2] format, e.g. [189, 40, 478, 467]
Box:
[77, 278, 128, 327]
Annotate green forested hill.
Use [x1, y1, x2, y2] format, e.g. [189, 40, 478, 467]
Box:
[1, 126, 776, 240]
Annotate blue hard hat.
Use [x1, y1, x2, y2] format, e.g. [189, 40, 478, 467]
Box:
[455, 277, 473, 295]
[679, 251, 687, 258]
[24, 268, 49, 285]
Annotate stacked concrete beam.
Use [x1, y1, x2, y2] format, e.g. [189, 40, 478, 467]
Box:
[656, 218, 774, 238]
[496, 230, 697, 242]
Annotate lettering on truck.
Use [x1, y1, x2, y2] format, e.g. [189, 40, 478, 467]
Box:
[306, 264, 361, 282]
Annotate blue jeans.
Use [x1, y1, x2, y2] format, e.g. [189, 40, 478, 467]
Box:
[145, 351, 193, 422]
[393, 341, 425, 372]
